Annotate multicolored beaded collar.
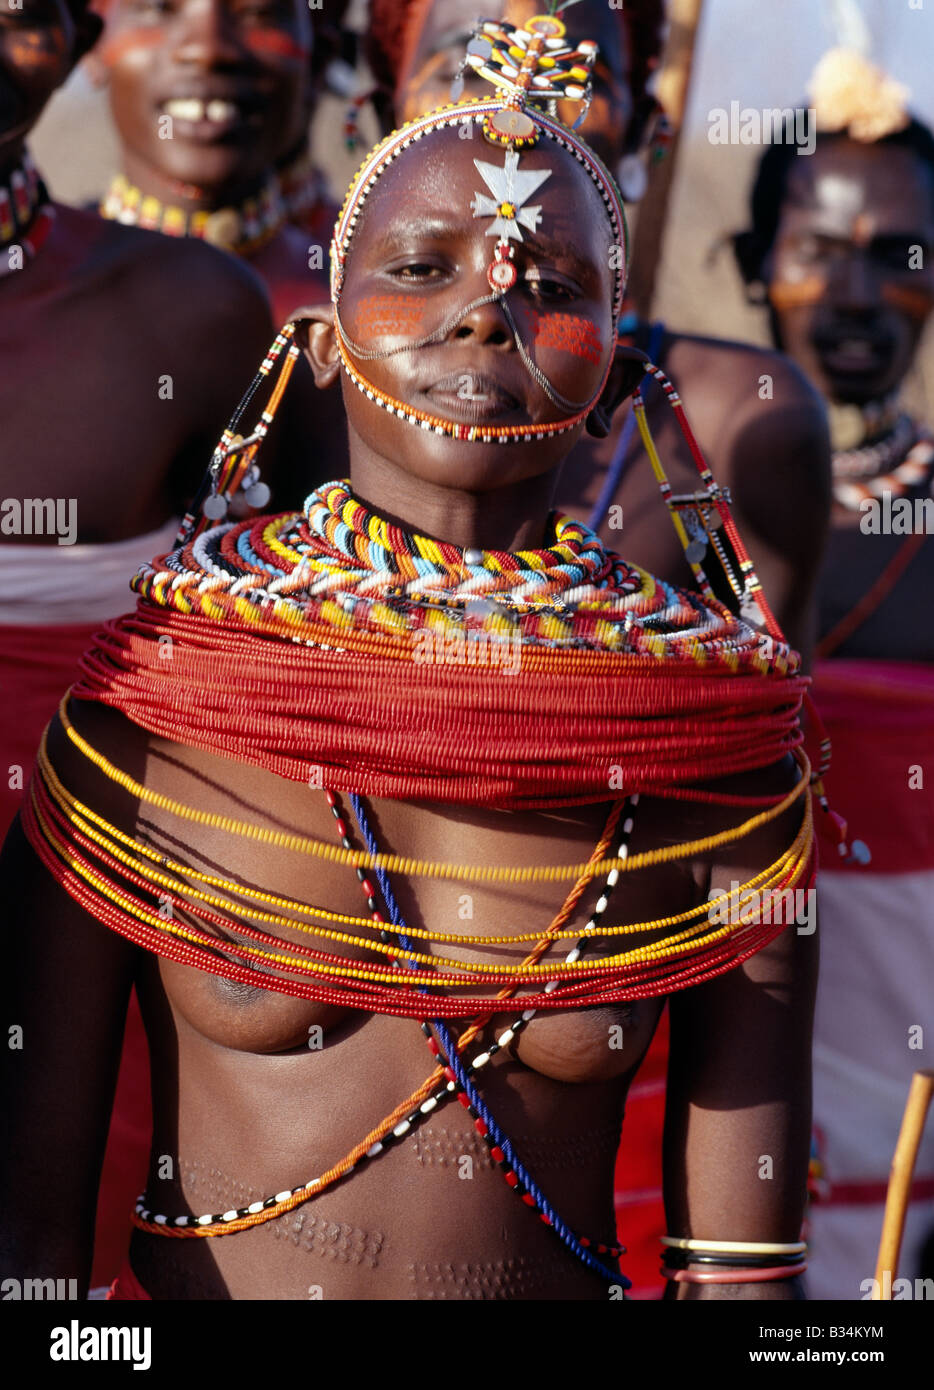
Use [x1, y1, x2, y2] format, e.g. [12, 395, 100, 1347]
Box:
[0, 152, 55, 279]
[99, 171, 287, 256]
[137, 479, 784, 671]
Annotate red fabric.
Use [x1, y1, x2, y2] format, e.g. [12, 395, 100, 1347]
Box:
[813, 659, 934, 873]
[614, 1009, 668, 1300]
[106, 1260, 152, 1301]
[91, 992, 152, 1290]
[820, 1175, 934, 1207]
[0, 621, 99, 837]
[0, 621, 153, 1295]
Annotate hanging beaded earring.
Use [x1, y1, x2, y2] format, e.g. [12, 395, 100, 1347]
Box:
[175, 324, 298, 547]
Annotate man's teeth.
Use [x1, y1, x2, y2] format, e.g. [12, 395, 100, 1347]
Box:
[163, 98, 240, 123]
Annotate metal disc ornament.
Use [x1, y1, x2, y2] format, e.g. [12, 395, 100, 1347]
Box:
[245, 481, 271, 508]
[488, 108, 537, 142]
[203, 493, 229, 520]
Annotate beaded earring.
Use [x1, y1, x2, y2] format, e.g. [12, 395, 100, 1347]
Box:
[175, 324, 297, 547]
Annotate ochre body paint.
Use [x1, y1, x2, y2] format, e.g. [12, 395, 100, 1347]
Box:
[354, 294, 426, 338]
[768, 275, 827, 310]
[881, 281, 934, 320]
[244, 30, 309, 62]
[531, 311, 604, 364]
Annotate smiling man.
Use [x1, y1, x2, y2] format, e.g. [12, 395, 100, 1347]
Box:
[96, 0, 329, 323]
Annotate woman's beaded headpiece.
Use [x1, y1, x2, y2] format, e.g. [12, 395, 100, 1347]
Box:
[328, 13, 628, 444]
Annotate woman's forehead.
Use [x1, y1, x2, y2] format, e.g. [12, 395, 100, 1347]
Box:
[784, 140, 934, 227]
[351, 126, 611, 260]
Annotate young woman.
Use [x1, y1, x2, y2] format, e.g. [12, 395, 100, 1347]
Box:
[734, 47, 934, 1299]
[1, 20, 818, 1301]
[369, 0, 832, 662]
[370, 0, 833, 1296]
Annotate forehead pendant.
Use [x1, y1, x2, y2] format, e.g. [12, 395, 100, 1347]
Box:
[472, 151, 551, 291]
[456, 12, 598, 293]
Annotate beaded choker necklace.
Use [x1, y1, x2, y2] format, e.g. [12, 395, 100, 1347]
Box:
[0, 152, 55, 279]
[99, 171, 287, 255]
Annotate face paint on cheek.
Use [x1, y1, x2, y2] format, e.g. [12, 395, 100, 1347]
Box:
[531, 311, 604, 365]
[768, 273, 827, 310]
[881, 281, 934, 320]
[242, 29, 309, 61]
[101, 28, 166, 64]
[354, 294, 426, 338]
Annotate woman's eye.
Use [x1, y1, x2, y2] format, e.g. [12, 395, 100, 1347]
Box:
[524, 275, 575, 301]
[128, 0, 173, 16]
[393, 263, 443, 280]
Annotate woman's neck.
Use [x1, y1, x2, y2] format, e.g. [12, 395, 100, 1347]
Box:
[347, 443, 563, 553]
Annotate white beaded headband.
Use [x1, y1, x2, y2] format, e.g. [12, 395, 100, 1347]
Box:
[330, 99, 629, 323]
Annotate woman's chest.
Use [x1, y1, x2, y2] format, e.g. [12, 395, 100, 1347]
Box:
[134, 768, 697, 1079]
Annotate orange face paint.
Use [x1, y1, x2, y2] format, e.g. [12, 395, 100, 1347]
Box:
[881, 281, 934, 319]
[354, 294, 425, 337]
[243, 29, 308, 61]
[531, 311, 603, 364]
[768, 274, 827, 310]
[100, 28, 165, 65]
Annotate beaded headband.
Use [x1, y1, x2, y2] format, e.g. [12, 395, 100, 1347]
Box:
[330, 100, 628, 316]
[327, 12, 628, 444]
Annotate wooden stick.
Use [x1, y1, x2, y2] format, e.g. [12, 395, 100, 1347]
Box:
[626, 0, 707, 319]
[872, 1070, 934, 1299]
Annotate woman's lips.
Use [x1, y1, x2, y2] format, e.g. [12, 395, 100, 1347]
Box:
[423, 371, 524, 423]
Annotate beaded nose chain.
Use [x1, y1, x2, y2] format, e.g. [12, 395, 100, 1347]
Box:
[328, 11, 628, 443]
[333, 286, 597, 416]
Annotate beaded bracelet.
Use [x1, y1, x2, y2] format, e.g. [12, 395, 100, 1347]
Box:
[661, 1236, 807, 1256]
[662, 1249, 806, 1271]
[661, 1263, 807, 1285]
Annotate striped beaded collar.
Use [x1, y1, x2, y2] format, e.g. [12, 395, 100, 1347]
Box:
[0, 152, 54, 278]
[301, 481, 619, 592]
